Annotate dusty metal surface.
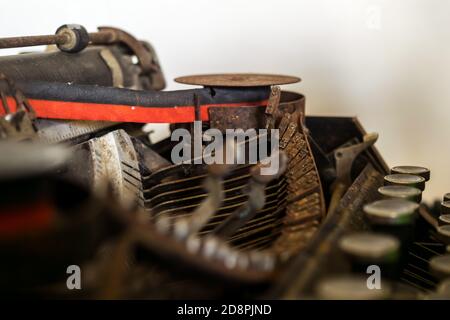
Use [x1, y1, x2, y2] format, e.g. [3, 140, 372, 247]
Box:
[175, 73, 301, 87]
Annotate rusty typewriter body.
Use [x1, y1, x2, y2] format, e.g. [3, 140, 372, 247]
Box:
[0, 25, 448, 300]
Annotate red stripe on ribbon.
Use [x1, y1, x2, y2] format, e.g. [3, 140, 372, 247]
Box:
[1, 97, 268, 123]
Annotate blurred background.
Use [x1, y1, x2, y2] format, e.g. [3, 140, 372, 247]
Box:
[0, 0, 448, 202]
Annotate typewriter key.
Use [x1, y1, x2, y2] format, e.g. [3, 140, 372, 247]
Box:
[339, 232, 400, 263]
[384, 174, 425, 191]
[437, 225, 450, 244]
[339, 232, 400, 279]
[436, 278, 450, 296]
[315, 275, 391, 300]
[364, 199, 418, 263]
[441, 201, 450, 215]
[378, 185, 422, 203]
[444, 193, 450, 202]
[438, 215, 450, 226]
[429, 254, 450, 279]
[390, 166, 430, 181]
[364, 199, 419, 226]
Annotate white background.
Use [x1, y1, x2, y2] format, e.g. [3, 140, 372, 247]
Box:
[0, 0, 448, 202]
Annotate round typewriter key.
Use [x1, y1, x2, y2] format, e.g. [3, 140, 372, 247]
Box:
[364, 199, 419, 264]
[429, 255, 450, 279]
[315, 275, 391, 300]
[391, 166, 430, 181]
[437, 278, 450, 295]
[447, 245, 450, 253]
[384, 174, 426, 191]
[441, 201, 450, 215]
[364, 199, 419, 226]
[444, 193, 450, 202]
[339, 232, 399, 262]
[378, 185, 422, 203]
[437, 225, 450, 244]
[339, 232, 400, 278]
[439, 215, 450, 226]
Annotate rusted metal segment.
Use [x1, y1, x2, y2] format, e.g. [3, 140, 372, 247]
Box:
[327, 133, 379, 216]
[269, 164, 384, 299]
[265, 86, 282, 116]
[265, 86, 281, 130]
[208, 90, 304, 132]
[0, 73, 37, 140]
[175, 73, 300, 87]
[96, 27, 164, 90]
[269, 111, 326, 259]
[0, 33, 68, 49]
[209, 105, 266, 132]
[0, 24, 109, 52]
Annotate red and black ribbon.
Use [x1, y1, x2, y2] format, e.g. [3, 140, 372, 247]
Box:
[0, 81, 270, 123]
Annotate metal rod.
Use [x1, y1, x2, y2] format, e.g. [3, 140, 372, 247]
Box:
[0, 34, 67, 49]
[0, 31, 114, 50]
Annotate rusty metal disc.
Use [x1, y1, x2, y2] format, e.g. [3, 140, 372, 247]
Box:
[174, 73, 301, 87]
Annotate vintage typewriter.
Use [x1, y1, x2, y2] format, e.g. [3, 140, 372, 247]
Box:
[0, 24, 448, 299]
